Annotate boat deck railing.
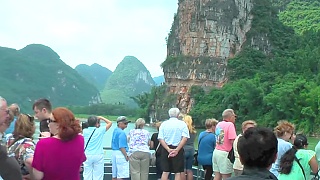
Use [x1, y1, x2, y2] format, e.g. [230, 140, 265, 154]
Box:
[79, 147, 206, 180]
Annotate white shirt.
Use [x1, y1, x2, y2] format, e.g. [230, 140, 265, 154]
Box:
[158, 117, 189, 146]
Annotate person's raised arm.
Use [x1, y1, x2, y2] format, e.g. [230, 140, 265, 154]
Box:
[97, 116, 112, 131]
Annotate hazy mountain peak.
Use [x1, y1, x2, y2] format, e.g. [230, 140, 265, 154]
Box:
[75, 63, 112, 91]
[101, 56, 155, 107]
[19, 44, 60, 60]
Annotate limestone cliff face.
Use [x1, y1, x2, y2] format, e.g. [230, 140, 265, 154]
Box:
[163, 0, 273, 114]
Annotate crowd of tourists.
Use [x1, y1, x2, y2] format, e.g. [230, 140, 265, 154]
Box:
[1, 94, 320, 180]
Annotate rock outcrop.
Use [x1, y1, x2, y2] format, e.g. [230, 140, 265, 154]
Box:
[162, 0, 274, 114]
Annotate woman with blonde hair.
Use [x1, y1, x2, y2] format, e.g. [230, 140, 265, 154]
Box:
[270, 120, 295, 177]
[128, 118, 151, 180]
[6, 114, 36, 179]
[233, 120, 257, 176]
[181, 115, 196, 180]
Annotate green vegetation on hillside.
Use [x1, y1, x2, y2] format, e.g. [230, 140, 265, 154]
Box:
[68, 103, 138, 117]
[75, 63, 112, 90]
[278, 0, 320, 34]
[0, 44, 99, 113]
[190, 29, 320, 135]
[100, 56, 155, 107]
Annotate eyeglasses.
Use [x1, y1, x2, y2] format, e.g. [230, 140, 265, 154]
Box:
[26, 114, 34, 122]
[47, 119, 57, 124]
[0, 108, 9, 114]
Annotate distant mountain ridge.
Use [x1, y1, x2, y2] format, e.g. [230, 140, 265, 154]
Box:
[0, 44, 101, 112]
[75, 63, 112, 90]
[153, 75, 164, 86]
[101, 56, 155, 107]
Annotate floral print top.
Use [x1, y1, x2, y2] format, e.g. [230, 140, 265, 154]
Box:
[5, 134, 35, 174]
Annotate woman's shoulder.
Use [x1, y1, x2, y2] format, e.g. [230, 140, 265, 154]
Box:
[36, 137, 55, 145]
[142, 129, 150, 134]
[297, 149, 316, 157]
[278, 138, 292, 147]
[21, 138, 35, 146]
[74, 134, 84, 141]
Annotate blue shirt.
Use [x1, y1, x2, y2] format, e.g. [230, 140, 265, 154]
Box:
[83, 126, 106, 155]
[315, 141, 320, 164]
[111, 127, 128, 151]
[270, 138, 292, 177]
[197, 131, 216, 165]
[5, 117, 17, 134]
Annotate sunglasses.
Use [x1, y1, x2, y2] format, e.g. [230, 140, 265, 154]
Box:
[289, 132, 295, 139]
[26, 114, 34, 122]
[47, 119, 57, 124]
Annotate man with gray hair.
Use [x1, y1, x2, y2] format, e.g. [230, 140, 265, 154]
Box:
[212, 108, 237, 180]
[0, 96, 22, 180]
[158, 107, 190, 180]
[5, 103, 20, 134]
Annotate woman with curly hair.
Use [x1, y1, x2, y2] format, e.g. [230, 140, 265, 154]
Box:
[32, 107, 86, 180]
[278, 134, 318, 180]
[6, 114, 36, 180]
[181, 115, 196, 180]
[270, 120, 295, 177]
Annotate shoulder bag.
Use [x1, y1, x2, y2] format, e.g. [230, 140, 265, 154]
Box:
[227, 146, 235, 163]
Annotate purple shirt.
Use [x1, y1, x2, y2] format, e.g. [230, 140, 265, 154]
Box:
[32, 134, 86, 180]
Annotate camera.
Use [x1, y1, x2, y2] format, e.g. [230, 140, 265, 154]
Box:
[81, 122, 89, 130]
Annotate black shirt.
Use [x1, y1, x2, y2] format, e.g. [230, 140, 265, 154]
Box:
[151, 133, 159, 150]
[39, 119, 54, 137]
[40, 119, 50, 133]
[151, 132, 164, 156]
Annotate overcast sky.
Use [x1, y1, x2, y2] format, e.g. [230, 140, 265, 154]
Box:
[0, 1, 178, 77]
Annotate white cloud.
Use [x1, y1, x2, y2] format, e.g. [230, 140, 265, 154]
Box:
[0, 0, 177, 77]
